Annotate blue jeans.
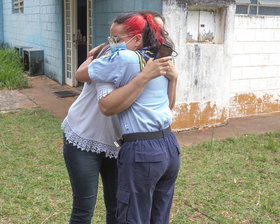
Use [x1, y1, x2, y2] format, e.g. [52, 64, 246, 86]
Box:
[63, 135, 118, 224]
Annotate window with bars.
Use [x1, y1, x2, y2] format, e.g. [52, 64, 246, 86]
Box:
[236, 0, 280, 15]
[13, 0, 24, 13]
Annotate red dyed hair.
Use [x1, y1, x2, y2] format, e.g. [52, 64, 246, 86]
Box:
[123, 14, 146, 36]
[120, 14, 165, 45]
[144, 14, 165, 45]
[114, 12, 168, 49]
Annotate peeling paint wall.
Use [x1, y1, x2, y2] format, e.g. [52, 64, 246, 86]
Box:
[163, 1, 279, 131]
[186, 7, 226, 43]
[171, 43, 230, 130]
[230, 15, 280, 117]
[163, 1, 236, 130]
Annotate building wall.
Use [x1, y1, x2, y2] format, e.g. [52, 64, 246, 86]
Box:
[93, 0, 162, 46]
[230, 15, 280, 117]
[2, 0, 64, 83]
[0, 0, 3, 45]
[164, 0, 280, 131]
[2, 0, 162, 84]
[163, 1, 236, 130]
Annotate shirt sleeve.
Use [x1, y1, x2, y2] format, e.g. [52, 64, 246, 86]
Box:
[95, 82, 114, 100]
[88, 50, 129, 88]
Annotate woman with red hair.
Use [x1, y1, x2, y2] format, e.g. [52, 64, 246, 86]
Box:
[81, 12, 180, 223]
[62, 11, 177, 224]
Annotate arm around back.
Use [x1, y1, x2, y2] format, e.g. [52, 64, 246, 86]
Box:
[97, 57, 172, 116]
[165, 61, 178, 110]
[75, 56, 93, 83]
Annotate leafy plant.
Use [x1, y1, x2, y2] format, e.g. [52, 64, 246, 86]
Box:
[0, 47, 29, 89]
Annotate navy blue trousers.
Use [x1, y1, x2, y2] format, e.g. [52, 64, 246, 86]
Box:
[116, 132, 181, 224]
[63, 135, 118, 224]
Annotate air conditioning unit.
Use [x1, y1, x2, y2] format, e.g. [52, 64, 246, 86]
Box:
[14, 45, 32, 57]
[23, 48, 44, 76]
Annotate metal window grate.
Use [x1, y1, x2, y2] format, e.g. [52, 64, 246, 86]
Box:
[14, 0, 24, 13]
[236, 0, 280, 15]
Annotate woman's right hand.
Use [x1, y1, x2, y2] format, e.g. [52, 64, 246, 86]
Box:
[87, 41, 109, 59]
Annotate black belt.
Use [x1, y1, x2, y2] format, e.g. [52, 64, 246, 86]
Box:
[122, 126, 171, 142]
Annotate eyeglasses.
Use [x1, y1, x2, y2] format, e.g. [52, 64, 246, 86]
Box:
[107, 35, 130, 44]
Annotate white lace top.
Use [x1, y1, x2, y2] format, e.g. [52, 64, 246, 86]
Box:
[61, 81, 122, 158]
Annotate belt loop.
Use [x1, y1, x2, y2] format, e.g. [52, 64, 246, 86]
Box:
[162, 128, 166, 139]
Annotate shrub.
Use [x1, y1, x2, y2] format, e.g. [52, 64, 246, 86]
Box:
[0, 47, 29, 89]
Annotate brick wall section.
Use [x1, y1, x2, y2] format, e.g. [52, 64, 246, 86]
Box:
[2, 0, 64, 83]
[230, 15, 280, 117]
[0, 0, 3, 45]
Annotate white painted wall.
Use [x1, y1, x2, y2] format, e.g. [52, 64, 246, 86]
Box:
[230, 15, 280, 117]
[163, 2, 279, 130]
[162, 1, 188, 104]
[163, 1, 236, 129]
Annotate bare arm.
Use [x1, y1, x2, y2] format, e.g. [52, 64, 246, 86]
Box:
[87, 41, 109, 59]
[75, 42, 109, 82]
[75, 56, 93, 82]
[98, 57, 172, 116]
[165, 61, 178, 110]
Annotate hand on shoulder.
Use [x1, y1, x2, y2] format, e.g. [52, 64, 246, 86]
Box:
[164, 60, 178, 81]
[141, 56, 172, 80]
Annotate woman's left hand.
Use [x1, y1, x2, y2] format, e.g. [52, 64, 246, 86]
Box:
[141, 56, 172, 81]
[164, 61, 178, 81]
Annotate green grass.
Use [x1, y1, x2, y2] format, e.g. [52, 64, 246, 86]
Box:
[0, 47, 29, 90]
[171, 133, 280, 223]
[0, 109, 280, 223]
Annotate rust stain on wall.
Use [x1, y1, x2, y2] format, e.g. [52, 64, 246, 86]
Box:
[171, 101, 227, 130]
[171, 93, 279, 130]
[200, 102, 216, 124]
[234, 93, 258, 105]
[231, 93, 280, 116]
[171, 102, 199, 129]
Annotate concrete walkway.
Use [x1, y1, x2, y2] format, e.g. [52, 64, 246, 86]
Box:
[1, 75, 279, 147]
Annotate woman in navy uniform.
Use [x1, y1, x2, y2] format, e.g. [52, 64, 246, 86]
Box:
[76, 12, 180, 223]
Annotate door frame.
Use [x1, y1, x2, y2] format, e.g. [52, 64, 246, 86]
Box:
[64, 0, 93, 86]
[87, 0, 93, 53]
[64, 0, 77, 86]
